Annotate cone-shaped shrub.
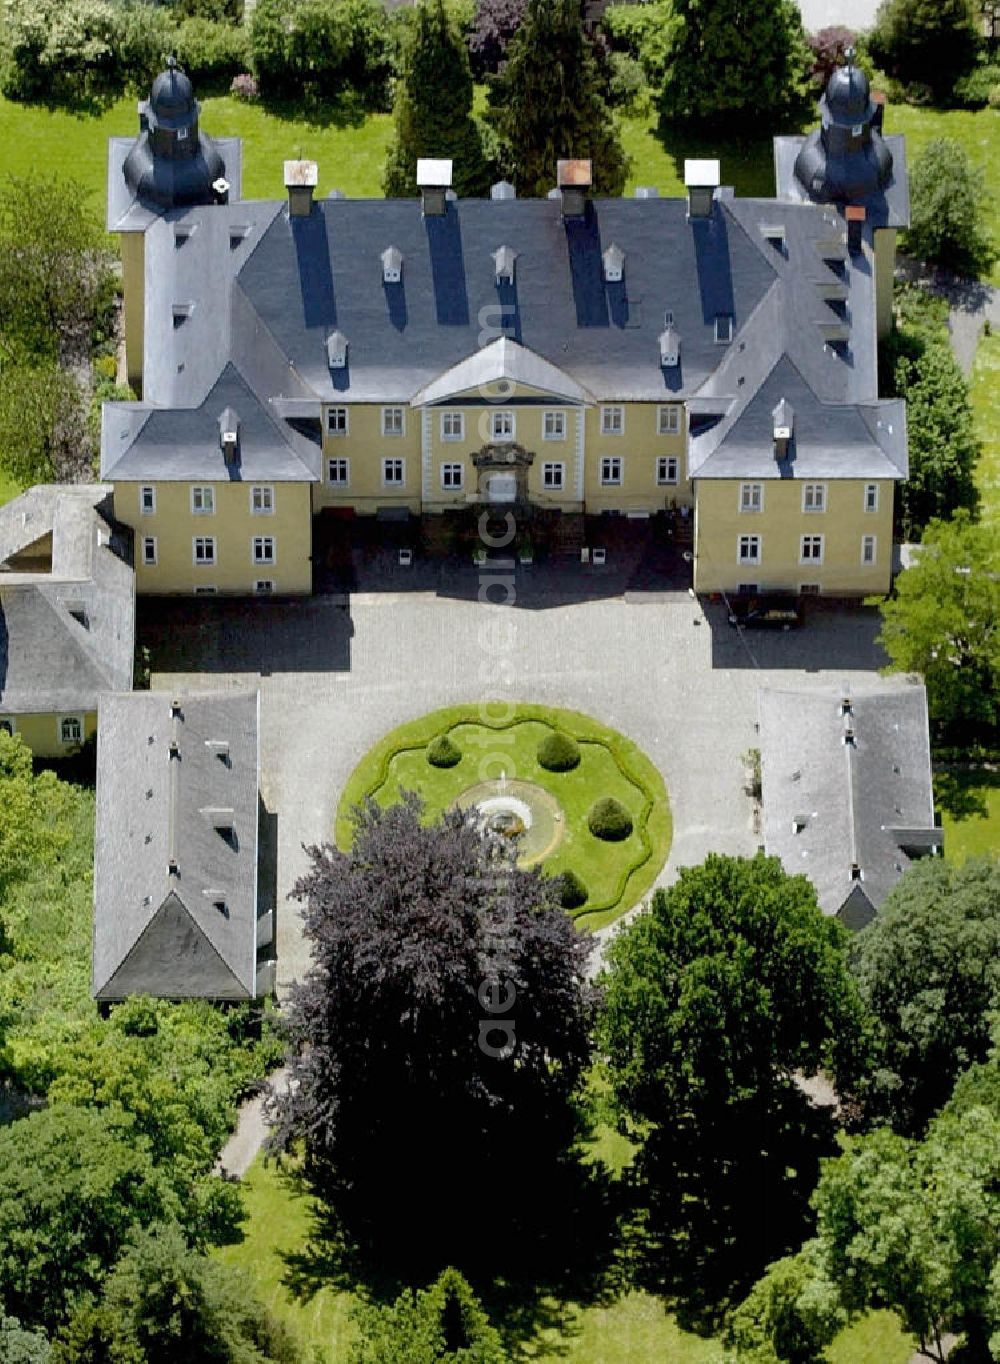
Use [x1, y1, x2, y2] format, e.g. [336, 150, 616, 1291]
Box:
[588, 797, 633, 841]
[558, 870, 589, 910]
[537, 731, 581, 772]
[427, 734, 462, 768]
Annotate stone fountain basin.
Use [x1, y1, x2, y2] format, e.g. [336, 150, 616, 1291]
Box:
[455, 778, 566, 865]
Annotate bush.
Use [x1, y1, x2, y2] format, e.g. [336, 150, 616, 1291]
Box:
[807, 26, 856, 86]
[903, 137, 995, 275]
[954, 61, 1000, 107]
[174, 18, 250, 91]
[867, 0, 981, 100]
[427, 734, 462, 768]
[602, 1, 678, 89]
[230, 72, 259, 101]
[537, 731, 581, 772]
[587, 797, 633, 842]
[467, 0, 526, 78]
[558, 870, 588, 910]
[607, 50, 648, 109]
[249, 0, 394, 106]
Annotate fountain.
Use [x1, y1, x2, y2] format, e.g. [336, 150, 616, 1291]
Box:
[477, 769, 533, 840]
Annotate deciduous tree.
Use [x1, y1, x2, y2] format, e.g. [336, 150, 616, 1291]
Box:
[384, 0, 489, 197]
[878, 513, 999, 743]
[488, 0, 629, 197]
[904, 138, 996, 275]
[867, 0, 981, 100]
[269, 798, 595, 1271]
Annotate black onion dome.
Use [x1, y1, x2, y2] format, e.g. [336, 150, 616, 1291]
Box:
[123, 60, 226, 209]
[149, 58, 195, 124]
[824, 61, 874, 126]
[793, 54, 893, 204]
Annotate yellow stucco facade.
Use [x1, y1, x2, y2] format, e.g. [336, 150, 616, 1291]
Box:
[692, 477, 895, 596]
[2, 711, 98, 759]
[115, 479, 313, 595]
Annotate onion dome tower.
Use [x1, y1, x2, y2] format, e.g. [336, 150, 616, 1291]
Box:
[793, 51, 893, 203]
[123, 57, 227, 209]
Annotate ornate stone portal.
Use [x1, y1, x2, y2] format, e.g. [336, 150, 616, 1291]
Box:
[471, 442, 535, 504]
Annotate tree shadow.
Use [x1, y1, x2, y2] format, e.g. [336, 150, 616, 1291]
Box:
[256, 90, 379, 132]
[934, 766, 999, 821]
[650, 113, 812, 198]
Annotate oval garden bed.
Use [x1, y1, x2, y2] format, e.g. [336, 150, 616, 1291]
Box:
[335, 704, 672, 931]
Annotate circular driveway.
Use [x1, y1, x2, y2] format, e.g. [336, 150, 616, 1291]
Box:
[143, 589, 892, 988]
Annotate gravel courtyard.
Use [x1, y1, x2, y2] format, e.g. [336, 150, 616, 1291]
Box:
[142, 586, 894, 989]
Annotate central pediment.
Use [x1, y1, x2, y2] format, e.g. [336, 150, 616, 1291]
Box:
[411, 337, 592, 408]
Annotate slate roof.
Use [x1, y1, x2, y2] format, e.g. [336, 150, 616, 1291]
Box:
[0, 486, 135, 715]
[93, 690, 261, 1001]
[758, 684, 939, 926]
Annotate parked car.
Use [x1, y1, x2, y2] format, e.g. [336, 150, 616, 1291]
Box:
[727, 594, 803, 629]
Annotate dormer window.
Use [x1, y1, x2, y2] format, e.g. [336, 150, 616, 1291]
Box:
[659, 327, 680, 367]
[714, 314, 733, 344]
[218, 407, 240, 462]
[602, 243, 625, 283]
[327, 331, 348, 370]
[492, 245, 516, 285]
[381, 246, 403, 284]
[772, 398, 794, 458]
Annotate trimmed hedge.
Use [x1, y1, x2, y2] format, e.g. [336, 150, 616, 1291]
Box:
[427, 734, 462, 768]
[537, 730, 581, 772]
[558, 870, 588, 910]
[588, 797, 633, 842]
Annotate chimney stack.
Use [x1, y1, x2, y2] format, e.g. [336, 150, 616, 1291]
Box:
[284, 160, 318, 217]
[556, 159, 592, 219]
[684, 159, 720, 219]
[417, 158, 453, 216]
[846, 204, 866, 255]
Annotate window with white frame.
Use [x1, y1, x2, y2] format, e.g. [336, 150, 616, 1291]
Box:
[657, 406, 681, 435]
[193, 536, 216, 566]
[327, 457, 349, 486]
[543, 411, 566, 440]
[191, 485, 215, 515]
[141, 535, 157, 566]
[441, 463, 464, 490]
[382, 458, 405, 486]
[656, 456, 678, 485]
[542, 462, 565, 490]
[251, 485, 274, 514]
[491, 410, 515, 441]
[327, 407, 348, 436]
[600, 456, 623, 485]
[800, 534, 824, 563]
[600, 405, 624, 435]
[861, 534, 877, 565]
[738, 534, 761, 565]
[441, 411, 464, 441]
[252, 535, 275, 565]
[802, 482, 827, 512]
[864, 483, 879, 513]
[382, 406, 405, 437]
[740, 482, 763, 512]
[715, 314, 733, 344]
[255, 579, 275, 594]
[139, 485, 155, 515]
[60, 716, 83, 745]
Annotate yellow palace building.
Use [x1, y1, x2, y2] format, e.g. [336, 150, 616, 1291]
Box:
[103, 57, 909, 599]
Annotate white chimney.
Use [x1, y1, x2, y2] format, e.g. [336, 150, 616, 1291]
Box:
[284, 160, 318, 217]
[684, 159, 720, 219]
[417, 159, 453, 216]
[556, 159, 592, 218]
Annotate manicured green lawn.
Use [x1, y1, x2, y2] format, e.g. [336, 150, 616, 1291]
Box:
[940, 768, 1000, 863]
[0, 470, 25, 508]
[971, 330, 1000, 524]
[335, 703, 671, 930]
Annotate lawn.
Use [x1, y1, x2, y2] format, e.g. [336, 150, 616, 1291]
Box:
[970, 330, 1000, 524]
[940, 767, 1000, 863]
[334, 702, 672, 930]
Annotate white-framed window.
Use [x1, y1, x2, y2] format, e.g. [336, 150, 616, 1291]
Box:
[740, 482, 763, 512]
[139, 485, 155, 515]
[861, 534, 877, 565]
[382, 406, 405, 437]
[715, 314, 733, 344]
[656, 456, 678, 485]
[251, 485, 274, 515]
[440, 411, 464, 441]
[193, 536, 216, 566]
[441, 463, 464, 490]
[543, 411, 566, 441]
[543, 461, 565, 490]
[802, 482, 827, 513]
[738, 534, 761, 565]
[600, 405, 624, 435]
[490, 410, 515, 441]
[800, 534, 824, 563]
[600, 456, 623, 485]
[191, 485, 215, 515]
[864, 483, 879, 513]
[255, 579, 275, 594]
[327, 407, 348, 437]
[327, 457, 349, 486]
[59, 715, 83, 745]
[657, 406, 681, 435]
[252, 535, 276, 565]
[382, 458, 405, 486]
[141, 535, 157, 567]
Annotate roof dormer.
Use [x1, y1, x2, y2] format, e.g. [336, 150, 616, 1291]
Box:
[327, 330, 348, 370]
[603, 243, 625, 283]
[493, 245, 516, 285]
[659, 326, 680, 367]
[381, 246, 403, 284]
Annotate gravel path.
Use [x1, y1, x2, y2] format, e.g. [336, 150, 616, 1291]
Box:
[897, 257, 999, 376]
[215, 1065, 291, 1179]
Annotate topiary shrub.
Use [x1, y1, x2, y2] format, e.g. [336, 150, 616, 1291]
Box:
[537, 731, 581, 772]
[587, 797, 633, 842]
[558, 870, 588, 910]
[427, 734, 462, 768]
